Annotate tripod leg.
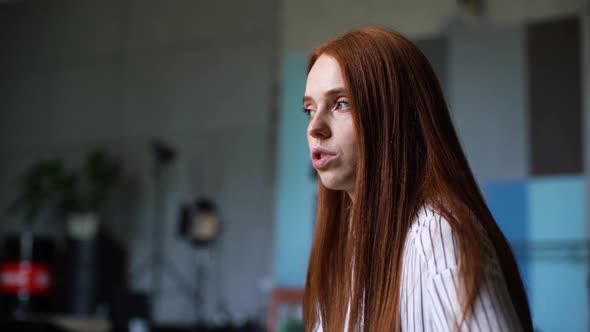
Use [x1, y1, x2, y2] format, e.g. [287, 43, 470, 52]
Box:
[161, 257, 202, 310]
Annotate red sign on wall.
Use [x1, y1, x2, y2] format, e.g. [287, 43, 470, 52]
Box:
[0, 262, 53, 295]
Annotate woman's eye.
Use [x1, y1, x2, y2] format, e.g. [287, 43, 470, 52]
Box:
[335, 100, 350, 110]
[303, 108, 315, 118]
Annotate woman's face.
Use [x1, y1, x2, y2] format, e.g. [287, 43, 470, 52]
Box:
[303, 54, 358, 197]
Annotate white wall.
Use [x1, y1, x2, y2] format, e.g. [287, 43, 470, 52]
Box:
[0, 0, 277, 324]
[279, 0, 589, 52]
[447, 21, 528, 183]
[487, 0, 588, 24]
[280, 0, 457, 50]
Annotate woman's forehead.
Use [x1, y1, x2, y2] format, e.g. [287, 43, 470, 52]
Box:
[304, 55, 346, 103]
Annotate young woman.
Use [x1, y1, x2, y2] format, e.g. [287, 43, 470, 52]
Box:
[302, 26, 533, 332]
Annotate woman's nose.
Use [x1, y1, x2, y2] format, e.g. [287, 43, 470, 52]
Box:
[308, 116, 331, 139]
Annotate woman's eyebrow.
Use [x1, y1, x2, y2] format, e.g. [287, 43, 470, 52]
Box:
[303, 87, 347, 104]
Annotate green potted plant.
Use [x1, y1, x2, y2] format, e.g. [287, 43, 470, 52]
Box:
[7, 159, 66, 229]
[59, 148, 122, 240]
[57, 148, 122, 315]
[3, 159, 66, 315]
[3, 149, 123, 315]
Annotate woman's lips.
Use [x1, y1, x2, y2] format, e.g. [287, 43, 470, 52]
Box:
[312, 147, 337, 169]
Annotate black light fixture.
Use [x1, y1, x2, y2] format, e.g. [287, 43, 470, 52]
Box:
[177, 197, 223, 322]
[130, 139, 225, 323]
[179, 197, 220, 247]
[151, 139, 176, 168]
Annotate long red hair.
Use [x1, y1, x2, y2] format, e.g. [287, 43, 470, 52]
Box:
[303, 26, 533, 332]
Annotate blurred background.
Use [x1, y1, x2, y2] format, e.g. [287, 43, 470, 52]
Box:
[0, 0, 587, 331]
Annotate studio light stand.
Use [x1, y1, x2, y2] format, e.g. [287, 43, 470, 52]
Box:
[130, 139, 202, 321]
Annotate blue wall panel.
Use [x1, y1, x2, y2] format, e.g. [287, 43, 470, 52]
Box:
[485, 180, 530, 291]
[273, 52, 316, 287]
[528, 175, 587, 332]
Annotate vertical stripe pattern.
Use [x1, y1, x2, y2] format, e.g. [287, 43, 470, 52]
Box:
[315, 205, 524, 331]
[401, 206, 523, 331]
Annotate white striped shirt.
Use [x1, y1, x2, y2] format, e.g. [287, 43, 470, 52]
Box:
[316, 205, 524, 331]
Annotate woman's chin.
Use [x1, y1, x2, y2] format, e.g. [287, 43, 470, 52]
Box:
[319, 173, 354, 193]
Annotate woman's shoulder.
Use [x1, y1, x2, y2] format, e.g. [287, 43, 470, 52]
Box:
[405, 205, 460, 276]
[405, 204, 499, 277]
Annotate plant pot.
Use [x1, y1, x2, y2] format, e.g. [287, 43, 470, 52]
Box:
[66, 212, 99, 240]
[0, 232, 56, 317]
[61, 213, 100, 315]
